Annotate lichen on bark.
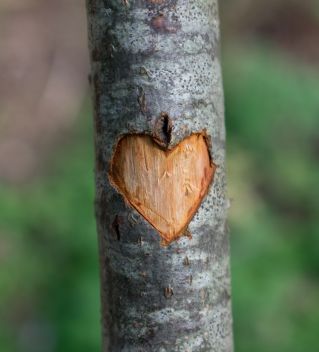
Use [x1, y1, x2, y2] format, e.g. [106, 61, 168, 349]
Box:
[86, 0, 233, 350]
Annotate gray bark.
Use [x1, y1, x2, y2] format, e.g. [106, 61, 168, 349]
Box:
[86, 0, 233, 351]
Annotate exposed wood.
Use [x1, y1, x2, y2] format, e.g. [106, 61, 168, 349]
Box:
[109, 133, 216, 244]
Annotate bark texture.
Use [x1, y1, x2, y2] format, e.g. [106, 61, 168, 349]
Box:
[86, 0, 233, 351]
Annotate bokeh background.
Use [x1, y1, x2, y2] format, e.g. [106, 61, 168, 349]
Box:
[1, 0, 318, 351]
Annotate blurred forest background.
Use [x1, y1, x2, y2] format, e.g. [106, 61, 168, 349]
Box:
[0, 0, 318, 351]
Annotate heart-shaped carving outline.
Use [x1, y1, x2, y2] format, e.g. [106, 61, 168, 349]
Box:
[109, 132, 216, 244]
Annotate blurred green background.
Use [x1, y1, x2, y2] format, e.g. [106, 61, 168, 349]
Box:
[0, 0, 318, 351]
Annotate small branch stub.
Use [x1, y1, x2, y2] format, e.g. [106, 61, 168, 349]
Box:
[109, 133, 216, 244]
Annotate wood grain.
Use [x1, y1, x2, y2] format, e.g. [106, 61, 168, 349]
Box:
[109, 133, 216, 244]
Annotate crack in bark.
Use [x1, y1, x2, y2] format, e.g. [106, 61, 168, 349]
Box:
[153, 112, 173, 148]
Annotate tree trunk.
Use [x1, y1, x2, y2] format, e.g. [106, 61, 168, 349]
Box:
[86, 0, 233, 351]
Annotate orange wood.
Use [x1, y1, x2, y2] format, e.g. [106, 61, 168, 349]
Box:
[109, 133, 216, 244]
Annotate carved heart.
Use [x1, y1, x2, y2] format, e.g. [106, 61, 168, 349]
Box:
[109, 133, 216, 244]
